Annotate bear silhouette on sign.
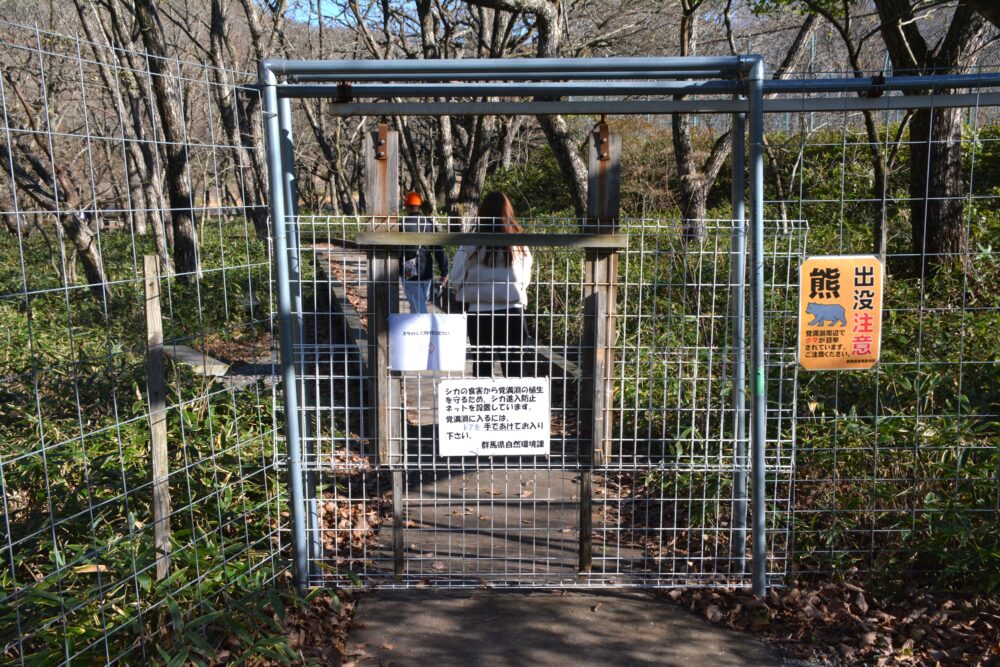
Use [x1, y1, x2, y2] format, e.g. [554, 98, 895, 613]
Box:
[806, 302, 847, 327]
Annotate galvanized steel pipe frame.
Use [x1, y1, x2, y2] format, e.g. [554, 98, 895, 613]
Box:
[271, 72, 1000, 101]
[730, 109, 749, 578]
[265, 55, 749, 79]
[747, 59, 768, 598]
[259, 55, 1000, 597]
[261, 64, 310, 594]
[278, 97, 323, 585]
[260, 53, 770, 595]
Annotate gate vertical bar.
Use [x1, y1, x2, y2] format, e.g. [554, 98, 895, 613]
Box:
[261, 64, 308, 593]
[364, 123, 403, 577]
[747, 57, 768, 597]
[279, 97, 320, 580]
[581, 121, 620, 573]
[730, 109, 748, 574]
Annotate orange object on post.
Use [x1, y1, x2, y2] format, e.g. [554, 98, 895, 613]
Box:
[797, 255, 884, 371]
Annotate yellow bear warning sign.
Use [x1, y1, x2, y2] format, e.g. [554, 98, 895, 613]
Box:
[798, 255, 883, 371]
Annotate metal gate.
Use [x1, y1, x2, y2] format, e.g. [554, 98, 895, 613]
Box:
[261, 55, 798, 592]
[290, 214, 802, 591]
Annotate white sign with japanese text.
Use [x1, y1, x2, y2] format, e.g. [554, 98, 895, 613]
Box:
[388, 314, 467, 371]
[437, 378, 551, 457]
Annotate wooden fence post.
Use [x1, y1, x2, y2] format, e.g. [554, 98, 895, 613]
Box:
[580, 121, 621, 574]
[364, 123, 404, 578]
[143, 255, 171, 580]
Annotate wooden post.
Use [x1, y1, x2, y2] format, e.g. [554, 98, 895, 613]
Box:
[364, 123, 405, 578]
[580, 122, 621, 573]
[143, 255, 171, 580]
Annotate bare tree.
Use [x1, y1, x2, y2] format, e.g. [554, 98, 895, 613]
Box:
[670, 1, 817, 240]
[968, 0, 1000, 30]
[877, 0, 993, 271]
[133, 0, 199, 279]
[73, 0, 173, 273]
[465, 0, 589, 217]
[0, 72, 110, 300]
[208, 0, 269, 237]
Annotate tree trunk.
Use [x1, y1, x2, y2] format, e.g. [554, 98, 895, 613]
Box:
[671, 112, 708, 240]
[876, 0, 988, 272]
[497, 115, 521, 170]
[457, 114, 495, 212]
[134, 0, 199, 280]
[908, 107, 966, 273]
[62, 212, 110, 300]
[466, 0, 587, 217]
[209, 0, 269, 238]
[395, 115, 438, 210]
[74, 0, 173, 272]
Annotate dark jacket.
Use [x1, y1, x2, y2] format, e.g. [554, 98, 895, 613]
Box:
[400, 216, 448, 281]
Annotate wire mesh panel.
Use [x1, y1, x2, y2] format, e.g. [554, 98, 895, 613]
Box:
[291, 215, 804, 588]
[767, 97, 1000, 588]
[0, 21, 284, 665]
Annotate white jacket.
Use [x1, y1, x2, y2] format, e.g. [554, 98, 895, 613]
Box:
[450, 245, 532, 312]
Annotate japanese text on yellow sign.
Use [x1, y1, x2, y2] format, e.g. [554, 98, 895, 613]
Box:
[798, 255, 883, 371]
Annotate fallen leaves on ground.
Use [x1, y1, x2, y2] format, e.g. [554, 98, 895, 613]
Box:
[667, 583, 1000, 666]
[270, 591, 356, 666]
[319, 495, 385, 570]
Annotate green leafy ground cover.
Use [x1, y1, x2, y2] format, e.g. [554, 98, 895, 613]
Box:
[0, 223, 305, 664]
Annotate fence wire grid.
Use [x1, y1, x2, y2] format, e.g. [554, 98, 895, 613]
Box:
[290, 216, 801, 588]
[0, 20, 284, 666]
[0, 15, 998, 666]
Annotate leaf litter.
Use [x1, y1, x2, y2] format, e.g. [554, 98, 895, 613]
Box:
[668, 583, 1000, 666]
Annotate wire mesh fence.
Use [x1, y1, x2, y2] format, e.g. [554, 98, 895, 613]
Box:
[290, 215, 802, 588]
[1, 12, 999, 665]
[768, 101, 1000, 587]
[0, 21, 284, 665]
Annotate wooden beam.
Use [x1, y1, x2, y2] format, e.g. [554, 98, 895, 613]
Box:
[579, 123, 621, 574]
[355, 232, 628, 249]
[365, 123, 405, 579]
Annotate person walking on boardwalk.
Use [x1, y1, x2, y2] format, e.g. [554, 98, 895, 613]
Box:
[449, 191, 533, 377]
[400, 191, 448, 314]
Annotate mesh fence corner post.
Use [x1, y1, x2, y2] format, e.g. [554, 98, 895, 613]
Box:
[261, 62, 309, 593]
[730, 108, 749, 576]
[746, 55, 768, 598]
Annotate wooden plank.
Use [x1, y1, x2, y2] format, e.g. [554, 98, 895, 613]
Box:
[356, 232, 627, 249]
[579, 124, 621, 574]
[364, 124, 401, 466]
[365, 124, 405, 575]
[163, 344, 230, 377]
[143, 255, 171, 581]
[369, 250, 391, 463]
[364, 124, 400, 231]
[586, 128, 622, 233]
[392, 470, 405, 579]
[579, 470, 593, 574]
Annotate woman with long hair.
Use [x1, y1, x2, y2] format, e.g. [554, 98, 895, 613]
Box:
[449, 191, 533, 377]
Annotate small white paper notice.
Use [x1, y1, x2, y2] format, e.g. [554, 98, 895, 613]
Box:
[388, 313, 467, 371]
[437, 377, 550, 457]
